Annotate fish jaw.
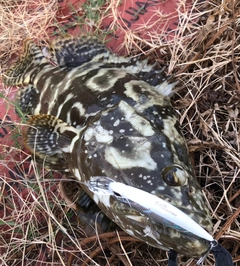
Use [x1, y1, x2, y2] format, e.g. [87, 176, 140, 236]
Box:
[79, 180, 212, 257]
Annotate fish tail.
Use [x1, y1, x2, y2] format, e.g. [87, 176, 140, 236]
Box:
[3, 39, 48, 86]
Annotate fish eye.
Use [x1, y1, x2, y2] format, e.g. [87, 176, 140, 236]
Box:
[162, 165, 188, 186]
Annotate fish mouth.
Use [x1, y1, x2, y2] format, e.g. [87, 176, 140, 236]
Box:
[90, 179, 213, 256]
[88, 176, 213, 235]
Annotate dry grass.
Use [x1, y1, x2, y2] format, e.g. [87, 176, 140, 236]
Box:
[0, 0, 57, 70]
[0, 0, 240, 265]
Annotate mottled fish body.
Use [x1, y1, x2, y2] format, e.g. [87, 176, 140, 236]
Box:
[3, 37, 213, 257]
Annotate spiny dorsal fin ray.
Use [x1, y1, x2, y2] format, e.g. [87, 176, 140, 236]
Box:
[3, 39, 48, 86]
[24, 114, 79, 157]
[49, 35, 110, 67]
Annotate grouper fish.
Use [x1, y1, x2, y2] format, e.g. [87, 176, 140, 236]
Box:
[2, 36, 233, 265]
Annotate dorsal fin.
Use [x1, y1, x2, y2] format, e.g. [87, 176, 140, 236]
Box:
[3, 39, 48, 86]
[49, 36, 110, 67]
[49, 35, 175, 95]
[24, 114, 79, 156]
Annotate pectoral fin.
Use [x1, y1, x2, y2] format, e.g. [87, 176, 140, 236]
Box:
[24, 114, 79, 171]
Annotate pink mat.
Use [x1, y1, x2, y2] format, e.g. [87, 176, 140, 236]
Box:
[53, 0, 190, 54]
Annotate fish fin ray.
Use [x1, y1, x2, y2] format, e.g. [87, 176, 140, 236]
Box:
[49, 35, 175, 95]
[110, 57, 176, 95]
[24, 114, 79, 157]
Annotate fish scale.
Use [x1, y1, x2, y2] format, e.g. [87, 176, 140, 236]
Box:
[3, 36, 215, 260]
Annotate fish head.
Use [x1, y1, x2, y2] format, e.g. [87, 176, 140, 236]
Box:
[69, 99, 213, 256]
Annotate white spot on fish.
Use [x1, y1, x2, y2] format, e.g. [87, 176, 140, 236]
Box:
[113, 119, 120, 127]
